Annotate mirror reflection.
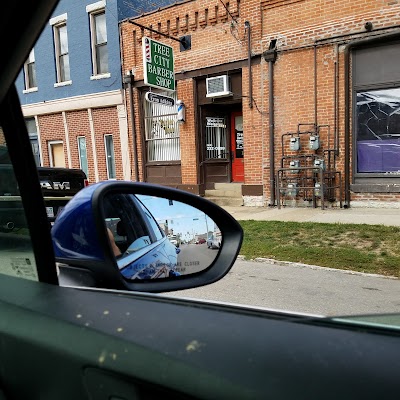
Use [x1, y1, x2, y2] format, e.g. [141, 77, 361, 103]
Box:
[103, 193, 221, 280]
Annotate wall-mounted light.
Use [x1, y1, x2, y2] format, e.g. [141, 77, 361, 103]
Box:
[177, 100, 185, 123]
[123, 69, 134, 85]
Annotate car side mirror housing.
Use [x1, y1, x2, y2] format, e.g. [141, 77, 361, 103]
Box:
[52, 182, 243, 293]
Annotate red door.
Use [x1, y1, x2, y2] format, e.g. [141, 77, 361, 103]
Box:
[231, 112, 244, 182]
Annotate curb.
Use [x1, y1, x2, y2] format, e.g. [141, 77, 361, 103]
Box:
[237, 255, 399, 280]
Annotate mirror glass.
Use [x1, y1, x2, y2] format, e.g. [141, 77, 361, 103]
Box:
[102, 193, 222, 280]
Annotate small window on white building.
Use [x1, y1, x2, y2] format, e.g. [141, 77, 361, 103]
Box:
[77, 136, 89, 177]
[104, 134, 116, 179]
[23, 49, 37, 90]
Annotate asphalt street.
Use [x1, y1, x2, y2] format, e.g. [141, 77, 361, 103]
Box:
[165, 201, 400, 317]
[165, 258, 400, 317]
[165, 204, 400, 317]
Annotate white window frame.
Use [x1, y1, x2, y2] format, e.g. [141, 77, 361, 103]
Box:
[87, 1, 109, 78]
[90, 11, 109, 77]
[77, 136, 89, 177]
[104, 134, 116, 179]
[50, 14, 71, 86]
[23, 49, 38, 93]
[48, 140, 65, 167]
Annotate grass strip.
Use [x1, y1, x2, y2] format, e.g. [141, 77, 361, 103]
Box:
[239, 220, 400, 278]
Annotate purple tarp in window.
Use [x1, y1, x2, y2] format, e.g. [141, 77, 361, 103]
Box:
[357, 139, 400, 172]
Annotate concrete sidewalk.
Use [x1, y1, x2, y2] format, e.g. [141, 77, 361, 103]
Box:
[221, 205, 400, 226]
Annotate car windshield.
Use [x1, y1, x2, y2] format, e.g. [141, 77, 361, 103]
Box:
[2, 0, 399, 332]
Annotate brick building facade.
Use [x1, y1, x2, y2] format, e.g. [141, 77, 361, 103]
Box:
[121, 0, 400, 208]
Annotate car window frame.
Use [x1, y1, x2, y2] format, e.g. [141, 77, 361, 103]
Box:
[0, 86, 58, 285]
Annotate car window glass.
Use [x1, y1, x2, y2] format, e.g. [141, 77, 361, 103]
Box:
[104, 193, 153, 256]
[0, 127, 38, 281]
[135, 195, 164, 241]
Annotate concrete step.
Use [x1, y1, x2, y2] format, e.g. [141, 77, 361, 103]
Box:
[206, 197, 244, 207]
[214, 182, 243, 194]
[205, 189, 242, 197]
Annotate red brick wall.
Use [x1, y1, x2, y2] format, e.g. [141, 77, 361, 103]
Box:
[64, 110, 92, 179]
[121, 0, 243, 81]
[92, 107, 124, 181]
[37, 106, 123, 183]
[120, 0, 400, 204]
[38, 113, 66, 167]
[178, 78, 198, 184]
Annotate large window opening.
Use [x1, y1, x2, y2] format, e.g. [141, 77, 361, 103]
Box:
[144, 90, 180, 162]
[352, 41, 400, 188]
[356, 88, 400, 174]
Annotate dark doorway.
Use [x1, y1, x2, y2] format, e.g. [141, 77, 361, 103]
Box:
[200, 105, 242, 189]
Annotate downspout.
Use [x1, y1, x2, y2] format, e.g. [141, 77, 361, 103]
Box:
[344, 30, 400, 207]
[123, 71, 139, 182]
[245, 21, 253, 109]
[314, 45, 318, 127]
[263, 40, 278, 206]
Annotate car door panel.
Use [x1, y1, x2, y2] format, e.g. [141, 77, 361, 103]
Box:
[0, 274, 399, 399]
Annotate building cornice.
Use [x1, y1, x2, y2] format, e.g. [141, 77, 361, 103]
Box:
[21, 89, 124, 117]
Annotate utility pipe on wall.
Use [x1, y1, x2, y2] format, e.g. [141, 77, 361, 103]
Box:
[314, 45, 318, 128]
[245, 21, 253, 109]
[123, 70, 139, 182]
[263, 40, 278, 206]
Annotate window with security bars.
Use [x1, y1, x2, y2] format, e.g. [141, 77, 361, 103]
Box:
[144, 91, 180, 161]
[205, 117, 228, 159]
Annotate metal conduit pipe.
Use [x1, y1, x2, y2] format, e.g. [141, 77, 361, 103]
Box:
[245, 21, 253, 109]
[343, 30, 400, 207]
[124, 70, 139, 182]
[314, 45, 318, 126]
[263, 40, 277, 206]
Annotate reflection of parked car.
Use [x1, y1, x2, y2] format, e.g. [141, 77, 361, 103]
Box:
[207, 234, 221, 249]
[168, 234, 180, 247]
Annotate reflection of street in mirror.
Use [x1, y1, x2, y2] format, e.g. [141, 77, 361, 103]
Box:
[136, 195, 221, 276]
[104, 193, 222, 281]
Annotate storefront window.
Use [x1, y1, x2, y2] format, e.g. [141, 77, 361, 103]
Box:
[356, 88, 400, 174]
[144, 91, 180, 162]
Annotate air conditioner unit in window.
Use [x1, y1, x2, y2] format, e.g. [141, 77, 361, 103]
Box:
[206, 75, 233, 98]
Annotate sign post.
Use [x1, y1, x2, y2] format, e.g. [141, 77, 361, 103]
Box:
[142, 37, 175, 91]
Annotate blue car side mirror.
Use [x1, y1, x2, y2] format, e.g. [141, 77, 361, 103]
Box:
[52, 182, 243, 293]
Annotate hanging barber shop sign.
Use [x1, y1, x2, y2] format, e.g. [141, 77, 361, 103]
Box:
[142, 37, 175, 91]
